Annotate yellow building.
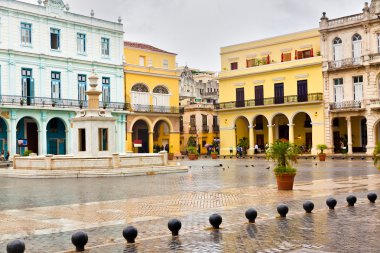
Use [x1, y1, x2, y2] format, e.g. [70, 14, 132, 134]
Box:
[124, 41, 182, 155]
[218, 29, 324, 156]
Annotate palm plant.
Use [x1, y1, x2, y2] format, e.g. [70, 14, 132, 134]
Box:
[266, 139, 300, 176]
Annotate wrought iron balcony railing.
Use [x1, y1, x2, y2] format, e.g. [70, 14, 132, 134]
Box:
[328, 57, 363, 70]
[329, 100, 362, 110]
[0, 95, 130, 111]
[217, 93, 323, 110]
[189, 126, 197, 134]
[131, 104, 184, 114]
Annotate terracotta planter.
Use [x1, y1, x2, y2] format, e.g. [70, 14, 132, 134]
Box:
[276, 174, 296, 190]
[168, 153, 174, 160]
[188, 154, 197, 160]
[318, 153, 326, 161]
[211, 153, 218, 159]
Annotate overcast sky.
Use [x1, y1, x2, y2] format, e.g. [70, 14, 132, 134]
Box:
[22, 0, 363, 71]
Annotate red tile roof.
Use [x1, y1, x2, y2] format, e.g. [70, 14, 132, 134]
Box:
[124, 41, 176, 55]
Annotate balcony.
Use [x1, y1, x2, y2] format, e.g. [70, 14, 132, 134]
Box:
[203, 92, 219, 97]
[217, 93, 323, 110]
[212, 125, 219, 133]
[370, 99, 380, 110]
[324, 13, 363, 28]
[0, 95, 130, 111]
[327, 57, 363, 71]
[329, 100, 362, 111]
[131, 104, 184, 114]
[189, 126, 197, 134]
[202, 125, 209, 133]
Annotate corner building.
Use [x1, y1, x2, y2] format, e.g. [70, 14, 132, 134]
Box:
[124, 42, 182, 155]
[218, 29, 324, 155]
[320, 0, 380, 155]
[0, 0, 126, 157]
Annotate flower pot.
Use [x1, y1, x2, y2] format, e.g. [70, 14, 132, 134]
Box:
[318, 153, 326, 161]
[211, 153, 218, 159]
[188, 154, 197, 160]
[168, 153, 174, 160]
[276, 174, 296, 190]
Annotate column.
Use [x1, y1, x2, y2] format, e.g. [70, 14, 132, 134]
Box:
[9, 111, 17, 157]
[66, 129, 71, 154]
[40, 111, 47, 155]
[268, 125, 274, 145]
[149, 131, 153, 153]
[346, 116, 353, 155]
[169, 132, 180, 155]
[248, 125, 255, 155]
[288, 124, 295, 143]
[121, 115, 127, 153]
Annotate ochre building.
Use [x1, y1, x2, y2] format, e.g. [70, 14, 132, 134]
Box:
[218, 29, 325, 155]
[124, 42, 182, 155]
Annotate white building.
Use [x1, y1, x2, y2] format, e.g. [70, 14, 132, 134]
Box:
[0, 0, 126, 157]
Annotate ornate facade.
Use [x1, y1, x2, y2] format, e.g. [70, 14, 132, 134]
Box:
[320, 0, 380, 155]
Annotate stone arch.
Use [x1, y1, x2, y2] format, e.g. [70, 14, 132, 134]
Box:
[46, 117, 68, 130]
[129, 116, 153, 133]
[269, 113, 290, 125]
[16, 116, 40, 131]
[290, 111, 313, 124]
[333, 37, 342, 45]
[233, 115, 250, 126]
[352, 33, 362, 41]
[153, 85, 170, 94]
[152, 117, 174, 132]
[131, 83, 149, 92]
[252, 114, 269, 126]
[46, 117, 67, 155]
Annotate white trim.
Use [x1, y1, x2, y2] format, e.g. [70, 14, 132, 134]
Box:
[295, 74, 309, 79]
[233, 82, 245, 87]
[273, 77, 285, 82]
[281, 47, 293, 52]
[253, 80, 265, 84]
[260, 51, 271, 56]
[228, 57, 239, 61]
[300, 44, 313, 49]
[246, 54, 257, 58]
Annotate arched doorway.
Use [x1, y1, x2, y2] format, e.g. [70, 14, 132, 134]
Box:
[46, 118, 66, 155]
[293, 112, 312, 153]
[132, 120, 150, 153]
[16, 117, 39, 155]
[0, 117, 8, 153]
[272, 114, 289, 141]
[153, 120, 170, 153]
[235, 116, 249, 153]
[253, 115, 268, 153]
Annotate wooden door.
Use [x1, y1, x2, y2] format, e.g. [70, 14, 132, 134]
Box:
[274, 83, 284, 104]
[255, 85, 264, 106]
[27, 122, 38, 154]
[235, 88, 245, 108]
[297, 80, 308, 102]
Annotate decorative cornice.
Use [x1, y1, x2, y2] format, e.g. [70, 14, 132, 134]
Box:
[124, 69, 179, 80]
[300, 44, 313, 49]
[246, 54, 257, 58]
[260, 51, 271, 56]
[233, 82, 246, 87]
[281, 47, 293, 52]
[228, 57, 239, 61]
[273, 77, 285, 82]
[253, 80, 265, 84]
[295, 74, 309, 79]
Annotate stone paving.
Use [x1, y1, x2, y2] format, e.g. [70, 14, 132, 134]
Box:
[0, 159, 379, 252]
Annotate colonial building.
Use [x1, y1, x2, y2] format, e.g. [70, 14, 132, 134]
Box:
[0, 0, 126, 157]
[320, 0, 380, 155]
[124, 41, 182, 155]
[218, 29, 324, 156]
[178, 66, 219, 154]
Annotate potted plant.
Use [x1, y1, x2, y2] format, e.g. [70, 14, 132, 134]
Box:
[317, 144, 328, 161]
[266, 139, 300, 190]
[79, 100, 83, 109]
[20, 98, 26, 106]
[211, 151, 218, 159]
[103, 102, 108, 109]
[187, 146, 198, 160]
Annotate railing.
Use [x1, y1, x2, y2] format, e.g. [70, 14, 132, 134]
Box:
[330, 100, 362, 110]
[202, 125, 209, 133]
[217, 93, 323, 110]
[212, 125, 219, 133]
[131, 104, 184, 114]
[189, 126, 197, 134]
[0, 95, 131, 111]
[327, 13, 363, 27]
[203, 92, 219, 97]
[328, 57, 363, 70]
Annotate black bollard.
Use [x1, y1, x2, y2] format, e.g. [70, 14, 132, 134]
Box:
[368, 192, 378, 203]
[6, 240, 25, 253]
[71, 231, 88, 252]
[209, 214, 222, 229]
[277, 204, 289, 218]
[168, 219, 182, 236]
[245, 208, 258, 223]
[326, 198, 337, 209]
[303, 201, 315, 213]
[123, 226, 138, 243]
[346, 195, 357, 207]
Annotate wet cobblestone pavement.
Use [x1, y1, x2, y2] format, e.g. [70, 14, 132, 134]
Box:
[0, 159, 379, 252]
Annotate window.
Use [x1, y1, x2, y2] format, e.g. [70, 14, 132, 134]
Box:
[78, 74, 86, 101]
[230, 62, 238, 70]
[21, 22, 32, 45]
[102, 77, 110, 103]
[261, 56, 269, 65]
[352, 34, 362, 61]
[51, 72, 61, 99]
[202, 114, 207, 126]
[282, 53, 291, 62]
[77, 33, 86, 54]
[101, 37, 110, 56]
[334, 78, 344, 103]
[50, 28, 60, 50]
[334, 78, 344, 86]
[353, 76, 363, 101]
[98, 128, 108, 151]
[190, 115, 196, 127]
[246, 59, 256, 68]
[297, 49, 312, 59]
[78, 128, 86, 151]
[163, 59, 169, 69]
[139, 56, 145, 66]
